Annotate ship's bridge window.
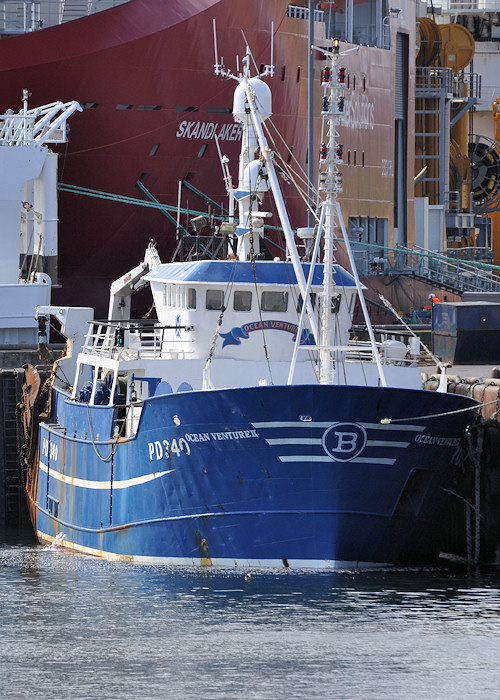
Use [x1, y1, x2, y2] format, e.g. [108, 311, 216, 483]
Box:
[286, 4, 324, 21]
[261, 291, 288, 312]
[321, 0, 387, 49]
[206, 289, 224, 310]
[177, 287, 186, 308]
[331, 293, 341, 314]
[163, 285, 187, 308]
[316, 293, 341, 315]
[163, 285, 176, 307]
[234, 290, 252, 311]
[187, 288, 196, 309]
[297, 292, 317, 312]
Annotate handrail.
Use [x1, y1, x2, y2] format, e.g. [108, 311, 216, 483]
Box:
[81, 319, 194, 360]
[0, 99, 82, 146]
[286, 4, 324, 22]
[346, 238, 500, 294]
[430, 0, 500, 13]
[392, 244, 500, 294]
[295, 340, 416, 367]
[0, 1, 40, 34]
[0, 0, 129, 35]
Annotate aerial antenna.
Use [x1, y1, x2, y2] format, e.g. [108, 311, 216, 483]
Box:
[213, 20, 220, 74]
[213, 19, 237, 79]
[213, 19, 226, 76]
[262, 21, 275, 77]
[176, 180, 182, 240]
[214, 21, 275, 80]
[240, 29, 260, 74]
[214, 134, 233, 195]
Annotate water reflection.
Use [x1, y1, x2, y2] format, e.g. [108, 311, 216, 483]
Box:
[1, 532, 499, 699]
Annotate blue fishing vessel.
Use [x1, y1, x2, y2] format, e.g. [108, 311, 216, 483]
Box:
[20, 41, 478, 567]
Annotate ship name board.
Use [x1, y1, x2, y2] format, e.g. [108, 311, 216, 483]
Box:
[148, 429, 258, 460]
[176, 120, 243, 141]
[414, 434, 460, 446]
[183, 429, 258, 442]
[342, 95, 375, 130]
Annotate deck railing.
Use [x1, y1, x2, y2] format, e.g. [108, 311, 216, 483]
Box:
[0, 0, 128, 34]
[0, 1, 40, 33]
[388, 245, 500, 294]
[349, 239, 500, 294]
[286, 4, 324, 22]
[430, 0, 500, 13]
[82, 319, 194, 360]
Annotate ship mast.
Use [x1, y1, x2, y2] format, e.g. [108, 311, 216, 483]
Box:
[215, 33, 320, 344]
[316, 40, 387, 387]
[215, 33, 386, 387]
[238, 57, 320, 348]
[317, 43, 343, 384]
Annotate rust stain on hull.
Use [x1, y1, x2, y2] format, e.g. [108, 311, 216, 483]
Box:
[195, 531, 213, 567]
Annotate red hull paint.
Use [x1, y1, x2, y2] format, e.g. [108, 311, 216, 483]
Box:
[0, 0, 415, 317]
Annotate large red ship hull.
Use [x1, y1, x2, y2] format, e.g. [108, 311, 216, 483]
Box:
[0, 0, 411, 317]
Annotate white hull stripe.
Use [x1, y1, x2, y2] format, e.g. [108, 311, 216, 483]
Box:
[367, 440, 409, 448]
[360, 422, 424, 432]
[267, 438, 323, 445]
[252, 421, 425, 432]
[266, 437, 409, 449]
[40, 461, 175, 489]
[279, 455, 396, 464]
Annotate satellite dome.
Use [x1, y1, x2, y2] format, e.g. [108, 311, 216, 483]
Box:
[233, 77, 272, 123]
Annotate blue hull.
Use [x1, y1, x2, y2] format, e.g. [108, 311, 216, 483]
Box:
[29, 384, 476, 568]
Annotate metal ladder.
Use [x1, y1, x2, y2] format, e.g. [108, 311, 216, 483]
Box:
[0, 368, 29, 528]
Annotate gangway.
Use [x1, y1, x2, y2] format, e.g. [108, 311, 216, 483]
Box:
[387, 244, 500, 294]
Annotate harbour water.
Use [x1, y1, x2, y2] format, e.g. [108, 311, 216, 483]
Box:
[1, 533, 500, 699]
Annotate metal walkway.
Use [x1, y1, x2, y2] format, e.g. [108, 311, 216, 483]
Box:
[387, 245, 500, 295]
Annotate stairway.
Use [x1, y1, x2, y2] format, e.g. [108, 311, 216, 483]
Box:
[59, 0, 130, 24]
[388, 245, 500, 295]
[60, 0, 90, 23]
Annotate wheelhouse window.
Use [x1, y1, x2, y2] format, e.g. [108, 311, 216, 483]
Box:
[318, 293, 342, 314]
[297, 292, 317, 313]
[163, 285, 186, 308]
[318, 0, 391, 50]
[234, 290, 252, 311]
[206, 289, 224, 310]
[187, 288, 196, 309]
[331, 293, 341, 313]
[261, 291, 288, 312]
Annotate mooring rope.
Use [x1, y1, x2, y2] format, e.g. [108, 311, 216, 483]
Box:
[86, 402, 129, 462]
[381, 396, 499, 424]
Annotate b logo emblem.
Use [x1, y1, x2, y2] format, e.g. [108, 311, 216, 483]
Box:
[322, 423, 367, 462]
